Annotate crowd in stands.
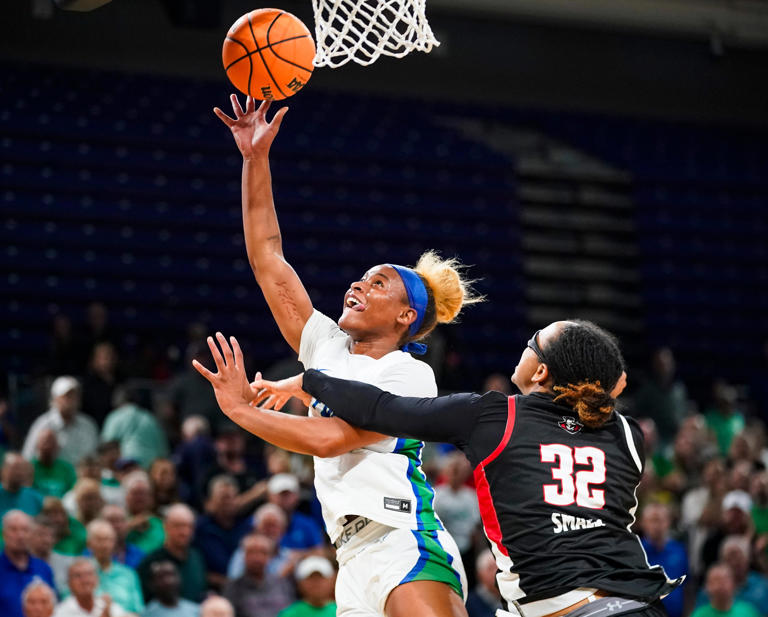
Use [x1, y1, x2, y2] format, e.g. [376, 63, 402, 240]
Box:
[0, 305, 767, 617]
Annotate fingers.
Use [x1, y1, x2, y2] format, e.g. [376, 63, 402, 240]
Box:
[230, 93, 246, 118]
[192, 359, 216, 382]
[246, 95, 255, 114]
[207, 335, 226, 370]
[216, 332, 235, 367]
[257, 99, 272, 119]
[213, 107, 236, 127]
[231, 336, 244, 369]
[271, 106, 289, 131]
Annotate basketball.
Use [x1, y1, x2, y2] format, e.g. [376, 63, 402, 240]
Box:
[222, 9, 315, 101]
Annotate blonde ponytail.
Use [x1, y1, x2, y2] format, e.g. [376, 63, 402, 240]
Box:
[410, 250, 484, 339]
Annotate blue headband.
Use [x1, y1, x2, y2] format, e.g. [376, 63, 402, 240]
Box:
[388, 264, 428, 355]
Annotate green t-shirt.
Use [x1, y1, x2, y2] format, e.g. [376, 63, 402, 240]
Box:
[751, 506, 768, 536]
[278, 601, 337, 617]
[0, 485, 43, 518]
[101, 404, 169, 469]
[704, 408, 745, 456]
[691, 601, 762, 617]
[127, 515, 165, 554]
[55, 516, 87, 555]
[33, 458, 77, 498]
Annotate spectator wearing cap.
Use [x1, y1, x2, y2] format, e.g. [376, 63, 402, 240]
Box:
[41, 496, 87, 556]
[100, 388, 168, 471]
[0, 510, 55, 617]
[266, 474, 324, 553]
[702, 491, 755, 571]
[276, 556, 336, 617]
[124, 471, 165, 554]
[691, 563, 761, 617]
[86, 519, 144, 614]
[465, 549, 503, 617]
[0, 452, 44, 518]
[696, 535, 768, 614]
[194, 475, 251, 591]
[53, 557, 129, 617]
[200, 597, 234, 617]
[32, 429, 77, 500]
[137, 504, 206, 603]
[639, 503, 688, 617]
[100, 504, 144, 569]
[223, 533, 295, 617]
[29, 515, 75, 594]
[23, 377, 98, 466]
[227, 503, 296, 580]
[21, 580, 56, 617]
[143, 561, 200, 617]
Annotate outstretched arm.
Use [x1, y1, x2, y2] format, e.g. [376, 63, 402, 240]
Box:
[215, 96, 313, 352]
[299, 369, 480, 444]
[193, 334, 386, 457]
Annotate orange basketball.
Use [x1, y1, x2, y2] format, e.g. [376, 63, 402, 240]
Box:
[222, 9, 315, 101]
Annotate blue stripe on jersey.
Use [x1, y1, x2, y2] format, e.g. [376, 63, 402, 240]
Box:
[401, 529, 430, 584]
[395, 439, 443, 531]
[432, 530, 463, 589]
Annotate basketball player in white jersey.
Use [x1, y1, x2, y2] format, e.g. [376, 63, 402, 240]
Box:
[206, 95, 481, 617]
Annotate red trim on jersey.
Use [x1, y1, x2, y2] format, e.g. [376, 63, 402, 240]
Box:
[472, 396, 516, 558]
[480, 396, 516, 467]
[474, 464, 508, 557]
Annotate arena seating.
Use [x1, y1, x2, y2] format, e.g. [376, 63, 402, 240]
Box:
[0, 64, 522, 378]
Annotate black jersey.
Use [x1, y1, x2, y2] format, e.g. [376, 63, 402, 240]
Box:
[303, 369, 682, 607]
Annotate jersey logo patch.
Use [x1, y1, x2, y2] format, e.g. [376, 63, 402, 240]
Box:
[558, 416, 583, 434]
[384, 497, 412, 513]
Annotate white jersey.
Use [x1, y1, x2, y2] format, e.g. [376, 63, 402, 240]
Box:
[298, 309, 443, 543]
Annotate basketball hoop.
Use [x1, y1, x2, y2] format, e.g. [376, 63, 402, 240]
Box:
[311, 0, 439, 68]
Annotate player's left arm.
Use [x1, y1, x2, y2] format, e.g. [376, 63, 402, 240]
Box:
[193, 333, 386, 457]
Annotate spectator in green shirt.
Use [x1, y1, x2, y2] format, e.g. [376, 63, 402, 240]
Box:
[277, 557, 337, 617]
[137, 503, 207, 603]
[705, 381, 746, 457]
[86, 518, 144, 614]
[124, 470, 165, 554]
[692, 563, 761, 617]
[31, 429, 77, 499]
[41, 496, 86, 556]
[101, 387, 168, 470]
[0, 452, 43, 518]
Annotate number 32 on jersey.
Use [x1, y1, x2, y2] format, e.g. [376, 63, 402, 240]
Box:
[540, 444, 606, 509]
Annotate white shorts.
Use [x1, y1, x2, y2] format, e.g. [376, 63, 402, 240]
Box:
[335, 523, 468, 617]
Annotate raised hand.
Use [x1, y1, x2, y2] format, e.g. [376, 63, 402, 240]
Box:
[213, 95, 288, 160]
[250, 372, 311, 410]
[192, 333, 255, 416]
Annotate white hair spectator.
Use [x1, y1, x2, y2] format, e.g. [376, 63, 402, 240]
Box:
[182, 415, 210, 440]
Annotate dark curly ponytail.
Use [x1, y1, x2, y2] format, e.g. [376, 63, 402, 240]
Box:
[544, 320, 625, 428]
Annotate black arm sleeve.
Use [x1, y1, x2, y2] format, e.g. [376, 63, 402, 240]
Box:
[303, 369, 481, 445]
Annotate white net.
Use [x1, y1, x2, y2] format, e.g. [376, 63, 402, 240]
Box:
[311, 0, 440, 68]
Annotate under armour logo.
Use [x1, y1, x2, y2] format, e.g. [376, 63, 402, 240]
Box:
[607, 601, 624, 612]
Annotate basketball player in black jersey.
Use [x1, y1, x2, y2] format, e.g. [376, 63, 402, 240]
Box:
[235, 319, 684, 617]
